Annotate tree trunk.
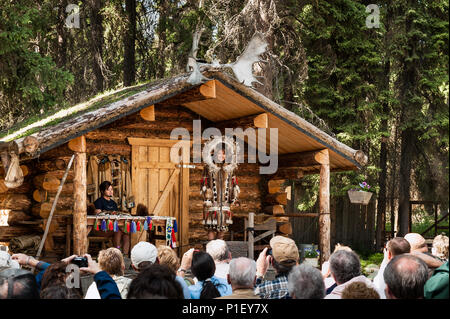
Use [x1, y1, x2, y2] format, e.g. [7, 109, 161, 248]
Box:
[73, 151, 87, 255]
[318, 150, 330, 265]
[389, 120, 399, 237]
[282, 71, 294, 111]
[376, 12, 392, 249]
[252, 0, 274, 99]
[396, 0, 420, 237]
[89, 0, 105, 92]
[123, 0, 136, 86]
[56, 0, 68, 68]
[157, 0, 168, 78]
[397, 128, 415, 236]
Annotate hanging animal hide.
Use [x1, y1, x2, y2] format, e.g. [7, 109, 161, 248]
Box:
[4, 153, 23, 188]
[186, 32, 268, 87]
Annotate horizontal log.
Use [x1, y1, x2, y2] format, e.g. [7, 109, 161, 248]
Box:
[32, 202, 73, 218]
[253, 214, 276, 225]
[279, 149, 329, 168]
[32, 208, 73, 219]
[140, 105, 155, 121]
[33, 171, 74, 190]
[86, 141, 131, 155]
[215, 113, 269, 131]
[276, 217, 290, 223]
[282, 213, 319, 218]
[106, 106, 199, 128]
[268, 180, 286, 194]
[33, 183, 74, 202]
[35, 158, 70, 171]
[85, 128, 181, 141]
[278, 222, 292, 235]
[157, 80, 216, 107]
[269, 168, 304, 181]
[0, 194, 32, 211]
[0, 165, 30, 178]
[0, 225, 43, 241]
[263, 205, 285, 215]
[263, 193, 287, 205]
[154, 107, 200, 120]
[2, 210, 33, 226]
[0, 178, 32, 194]
[119, 121, 194, 131]
[38, 143, 74, 160]
[45, 195, 74, 207]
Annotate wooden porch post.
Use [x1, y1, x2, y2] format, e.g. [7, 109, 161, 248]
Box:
[318, 149, 330, 266]
[70, 136, 87, 255]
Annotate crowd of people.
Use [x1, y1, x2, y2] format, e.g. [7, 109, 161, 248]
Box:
[0, 232, 448, 299]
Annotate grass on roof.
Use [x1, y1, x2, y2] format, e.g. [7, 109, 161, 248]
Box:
[0, 82, 151, 141]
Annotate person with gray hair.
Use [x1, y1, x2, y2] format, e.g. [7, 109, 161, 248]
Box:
[206, 239, 231, 279]
[325, 250, 381, 299]
[288, 264, 325, 299]
[384, 254, 429, 299]
[405, 233, 444, 276]
[216, 257, 260, 299]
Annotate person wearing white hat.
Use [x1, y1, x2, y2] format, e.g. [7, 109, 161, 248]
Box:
[130, 242, 158, 272]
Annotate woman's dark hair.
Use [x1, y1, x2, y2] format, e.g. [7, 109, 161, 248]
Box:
[40, 284, 81, 299]
[272, 258, 297, 276]
[136, 204, 148, 216]
[99, 181, 113, 195]
[40, 262, 70, 290]
[191, 251, 221, 299]
[0, 269, 39, 299]
[127, 264, 183, 299]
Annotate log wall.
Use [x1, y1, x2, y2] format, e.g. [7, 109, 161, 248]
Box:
[0, 161, 44, 250]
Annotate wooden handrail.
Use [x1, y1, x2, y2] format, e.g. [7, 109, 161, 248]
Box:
[420, 211, 449, 237]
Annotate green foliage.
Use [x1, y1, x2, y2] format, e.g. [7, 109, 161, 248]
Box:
[359, 252, 384, 276]
[304, 249, 319, 258]
[0, 0, 73, 129]
[0, 0, 448, 237]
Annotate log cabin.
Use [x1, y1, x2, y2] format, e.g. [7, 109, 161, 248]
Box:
[0, 69, 367, 264]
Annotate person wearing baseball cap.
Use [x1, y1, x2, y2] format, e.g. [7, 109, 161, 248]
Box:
[254, 235, 299, 299]
[130, 242, 158, 272]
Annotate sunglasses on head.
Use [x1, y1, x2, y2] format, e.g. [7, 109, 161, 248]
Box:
[0, 269, 35, 299]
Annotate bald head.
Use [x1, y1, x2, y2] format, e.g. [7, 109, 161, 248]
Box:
[228, 257, 256, 288]
[384, 254, 429, 299]
[405, 233, 428, 253]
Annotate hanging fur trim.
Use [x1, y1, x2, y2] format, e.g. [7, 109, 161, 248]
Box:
[202, 135, 240, 173]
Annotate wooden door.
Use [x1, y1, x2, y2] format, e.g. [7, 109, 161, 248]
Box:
[128, 138, 190, 255]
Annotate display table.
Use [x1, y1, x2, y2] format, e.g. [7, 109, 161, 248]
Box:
[86, 214, 174, 227]
[86, 213, 178, 248]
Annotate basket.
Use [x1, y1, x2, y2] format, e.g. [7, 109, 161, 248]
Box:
[347, 190, 373, 205]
